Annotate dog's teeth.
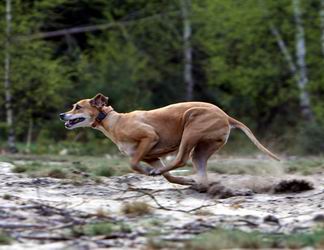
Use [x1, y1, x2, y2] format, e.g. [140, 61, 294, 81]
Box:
[64, 117, 84, 128]
[65, 121, 72, 127]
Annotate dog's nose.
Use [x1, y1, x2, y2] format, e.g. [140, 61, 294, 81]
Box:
[59, 113, 65, 120]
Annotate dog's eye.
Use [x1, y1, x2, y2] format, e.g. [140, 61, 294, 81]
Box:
[75, 105, 82, 110]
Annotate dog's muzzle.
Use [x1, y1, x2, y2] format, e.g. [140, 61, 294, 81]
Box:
[59, 113, 66, 121]
[64, 117, 85, 128]
[59, 113, 86, 129]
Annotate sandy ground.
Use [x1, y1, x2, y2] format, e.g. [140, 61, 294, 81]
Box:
[0, 160, 323, 249]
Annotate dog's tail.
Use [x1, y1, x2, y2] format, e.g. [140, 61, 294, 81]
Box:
[228, 116, 280, 161]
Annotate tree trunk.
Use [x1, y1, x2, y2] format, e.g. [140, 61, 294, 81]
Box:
[181, 0, 194, 101]
[292, 0, 314, 121]
[264, 0, 314, 121]
[4, 0, 16, 152]
[320, 0, 324, 56]
[26, 118, 33, 153]
[270, 24, 298, 76]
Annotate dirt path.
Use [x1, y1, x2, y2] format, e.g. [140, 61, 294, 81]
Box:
[0, 161, 323, 249]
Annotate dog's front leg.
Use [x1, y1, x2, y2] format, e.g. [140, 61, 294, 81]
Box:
[146, 159, 195, 186]
[130, 163, 153, 175]
[130, 136, 158, 175]
[149, 137, 192, 176]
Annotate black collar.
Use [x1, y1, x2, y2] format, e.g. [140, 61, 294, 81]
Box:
[91, 106, 114, 128]
[96, 111, 107, 122]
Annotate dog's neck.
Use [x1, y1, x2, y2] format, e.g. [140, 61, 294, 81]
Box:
[94, 106, 121, 142]
[91, 106, 114, 128]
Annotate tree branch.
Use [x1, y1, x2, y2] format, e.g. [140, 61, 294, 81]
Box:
[17, 11, 180, 41]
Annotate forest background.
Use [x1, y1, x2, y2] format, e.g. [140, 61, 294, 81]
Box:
[1, 0, 324, 156]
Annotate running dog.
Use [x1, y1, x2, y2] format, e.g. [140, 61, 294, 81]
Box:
[60, 93, 279, 191]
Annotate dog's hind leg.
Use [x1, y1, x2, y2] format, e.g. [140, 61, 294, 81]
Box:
[149, 133, 198, 176]
[145, 158, 195, 185]
[191, 141, 224, 192]
[149, 108, 229, 176]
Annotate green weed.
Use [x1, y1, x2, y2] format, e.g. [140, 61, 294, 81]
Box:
[185, 228, 324, 249]
[0, 231, 11, 245]
[71, 222, 130, 237]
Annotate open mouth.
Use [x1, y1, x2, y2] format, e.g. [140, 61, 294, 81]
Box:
[65, 117, 85, 128]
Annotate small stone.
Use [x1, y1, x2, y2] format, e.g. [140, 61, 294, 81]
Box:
[264, 215, 280, 224]
[313, 214, 324, 222]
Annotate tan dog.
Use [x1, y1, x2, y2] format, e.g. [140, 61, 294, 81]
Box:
[60, 93, 279, 191]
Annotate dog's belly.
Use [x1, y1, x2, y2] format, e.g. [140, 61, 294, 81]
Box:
[144, 144, 179, 159]
[117, 142, 177, 159]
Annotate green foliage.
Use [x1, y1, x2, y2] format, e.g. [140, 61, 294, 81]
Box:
[297, 122, 324, 155]
[194, 0, 299, 130]
[0, 231, 11, 245]
[81, 33, 155, 111]
[207, 156, 324, 176]
[5, 155, 131, 181]
[77, 223, 113, 236]
[71, 222, 130, 237]
[0, 0, 72, 151]
[1, 0, 324, 154]
[46, 168, 68, 178]
[284, 157, 324, 175]
[2, 194, 13, 200]
[12, 162, 43, 173]
[186, 228, 266, 249]
[93, 163, 115, 177]
[185, 228, 324, 249]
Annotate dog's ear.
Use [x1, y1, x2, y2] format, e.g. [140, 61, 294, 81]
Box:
[90, 93, 109, 108]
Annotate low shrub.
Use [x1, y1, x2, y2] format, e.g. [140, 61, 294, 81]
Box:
[121, 201, 152, 216]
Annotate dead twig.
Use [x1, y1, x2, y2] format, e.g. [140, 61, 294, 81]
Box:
[127, 184, 217, 213]
[47, 222, 82, 231]
[0, 223, 46, 229]
[17, 234, 72, 241]
[0, 205, 40, 210]
[237, 219, 259, 227]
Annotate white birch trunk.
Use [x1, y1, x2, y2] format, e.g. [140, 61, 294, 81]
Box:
[4, 0, 16, 152]
[270, 24, 297, 76]
[181, 0, 194, 101]
[260, 1, 298, 79]
[320, 0, 324, 56]
[292, 0, 314, 121]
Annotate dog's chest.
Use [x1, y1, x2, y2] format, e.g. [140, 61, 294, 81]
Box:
[117, 142, 136, 157]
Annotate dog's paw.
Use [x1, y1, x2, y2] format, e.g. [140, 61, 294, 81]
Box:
[149, 168, 162, 176]
[142, 166, 154, 175]
[190, 183, 209, 193]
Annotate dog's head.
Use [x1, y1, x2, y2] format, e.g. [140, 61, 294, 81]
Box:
[60, 93, 108, 129]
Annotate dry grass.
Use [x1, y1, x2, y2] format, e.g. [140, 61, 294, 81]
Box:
[5, 155, 131, 182]
[194, 209, 214, 216]
[95, 207, 110, 218]
[207, 157, 324, 176]
[4, 154, 324, 180]
[121, 201, 152, 216]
